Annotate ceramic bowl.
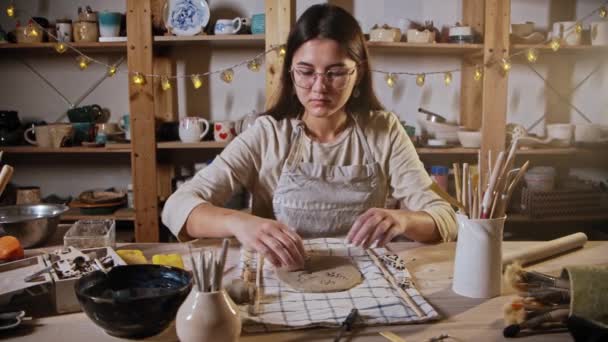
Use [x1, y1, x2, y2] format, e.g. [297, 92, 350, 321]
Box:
[75, 264, 192, 338]
[457, 130, 482, 148]
[511, 22, 535, 37]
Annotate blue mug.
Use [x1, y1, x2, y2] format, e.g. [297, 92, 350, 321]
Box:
[251, 13, 265, 34]
[98, 11, 122, 37]
[119, 114, 131, 141]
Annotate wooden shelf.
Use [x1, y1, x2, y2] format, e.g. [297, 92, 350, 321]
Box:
[416, 147, 479, 155]
[61, 208, 135, 221]
[154, 34, 265, 47]
[1, 144, 131, 154]
[508, 213, 608, 222]
[0, 41, 126, 52]
[366, 42, 483, 55]
[512, 44, 608, 54]
[157, 141, 229, 149]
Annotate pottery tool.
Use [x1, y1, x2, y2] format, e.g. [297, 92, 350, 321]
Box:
[430, 181, 465, 211]
[481, 151, 505, 218]
[366, 249, 424, 318]
[200, 251, 208, 292]
[207, 251, 215, 291]
[452, 162, 461, 206]
[379, 331, 406, 342]
[503, 308, 569, 338]
[502, 232, 588, 267]
[217, 239, 229, 289]
[0, 164, 14, 197]
[333, 308, 358, 342]
[187, 244, 202, 292]
[504, 262, 570, 292]
[493, 161, 530, 218]
[254, 254, 264, 314]
[462, 163, 469, 216]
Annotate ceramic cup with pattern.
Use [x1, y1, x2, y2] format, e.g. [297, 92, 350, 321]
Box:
[213, 121, 237, 142]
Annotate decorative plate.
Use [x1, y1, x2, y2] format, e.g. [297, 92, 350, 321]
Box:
[164, 0, 210, 36]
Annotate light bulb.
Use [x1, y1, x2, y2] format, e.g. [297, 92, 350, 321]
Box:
[444, 72, 452, 85]
[55, 42, 67, 54]
[501, 58, 512, 73]
[220, 69, 234, 83]
[600, 6, 607, 18]
[279, 45, 286, 58]
[191, 74, 203, 89]
[526, 48, 538, 63]
[385, 73, 397, 88]
[247, 58, 261, 72]
[6, 4, 15, 17]
[27, 25, 39, 37]
[77, 56, 90, 70]
[474, 67, 483, 81]
[550, 38, 561, 52]
[161, 76, 171, 91]
[107, 65, 117, 77]
[132, 72, 146, 85]
[575, 22, 583, 35]
[416, 74, 425, 87]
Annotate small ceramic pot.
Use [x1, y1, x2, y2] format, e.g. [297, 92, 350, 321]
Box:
[176, 289, 241, 342]
[369, 27, 402, 42]
[73, 21, 99, 42]
[407, 29, 436, 43]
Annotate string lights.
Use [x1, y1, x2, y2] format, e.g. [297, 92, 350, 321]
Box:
[4, 1, 607, 90]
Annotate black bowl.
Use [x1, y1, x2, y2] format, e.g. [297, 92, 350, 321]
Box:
[75, 264, 192, 338]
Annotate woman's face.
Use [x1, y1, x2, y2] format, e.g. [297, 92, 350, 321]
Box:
[291, 38, 358, 119]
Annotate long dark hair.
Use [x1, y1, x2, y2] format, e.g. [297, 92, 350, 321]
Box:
[264, 4, 384, 120]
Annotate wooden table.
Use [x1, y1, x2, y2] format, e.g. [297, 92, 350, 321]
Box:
[2, 240, 606, 341]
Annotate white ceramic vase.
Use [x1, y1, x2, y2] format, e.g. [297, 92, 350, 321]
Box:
[176, 289, 241, 342]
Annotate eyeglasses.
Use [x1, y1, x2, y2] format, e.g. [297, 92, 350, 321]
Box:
[290, 67, 356, 90]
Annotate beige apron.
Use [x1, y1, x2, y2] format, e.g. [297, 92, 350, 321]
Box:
[272, 117, 388, 237]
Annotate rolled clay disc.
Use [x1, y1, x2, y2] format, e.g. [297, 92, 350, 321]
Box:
[276, 255, 363, 293]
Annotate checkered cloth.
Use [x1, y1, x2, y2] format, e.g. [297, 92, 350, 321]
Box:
[238, 238, 439, 333]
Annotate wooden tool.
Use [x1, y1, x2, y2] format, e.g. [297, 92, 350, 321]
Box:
[493, 161, 530, 218]
[379, 331, 407, 342]
[0, 164, 14, 197]
[502, 232, 588, 267]
[452, 162, 461, 206]
[366, 249, 424, 318]
[481, 151, 505, 218]
[430, 181, 465, 211]
[254, 254, 264, 314]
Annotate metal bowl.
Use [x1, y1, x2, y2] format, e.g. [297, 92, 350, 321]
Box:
[0, 204, 69, 248]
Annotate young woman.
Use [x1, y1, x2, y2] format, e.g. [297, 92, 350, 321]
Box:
[162, 4, 456, 269]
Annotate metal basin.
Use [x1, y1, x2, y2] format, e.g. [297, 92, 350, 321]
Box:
[0, 204, 69, 248]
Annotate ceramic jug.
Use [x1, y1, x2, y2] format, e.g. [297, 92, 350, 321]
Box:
[176, 289, 241, 342]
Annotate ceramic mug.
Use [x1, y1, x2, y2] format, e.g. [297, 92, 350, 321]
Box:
[119, 114, 131, 141]
[591, 21, 608, 46]
[55, 20, 72, 42]
[48, 124, 73, 148]
[552, 21, 581, 46]
[214, 121, 237, 142]
[24, 125, 52, 147]
[98, 11, 122, 37]
[574, 124, 608, 143]
[179, 117, 210, 143]
[251, 13, 265, 34]
[72, 122, 95, 145]
[67, 104, 103, 123]
[16, 186, 41, 205]
[214, 18, 242, 35]
[73, 20, 99, 42]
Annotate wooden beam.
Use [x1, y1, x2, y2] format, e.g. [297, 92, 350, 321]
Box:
[127, 0, 159, 242]
[153, 54, 177, 202]
[480, 0, 510, 186]
[265, 0, 294, 109]
[460, 0, 485, 130]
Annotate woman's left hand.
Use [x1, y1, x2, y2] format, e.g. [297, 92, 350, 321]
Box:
[346, 208, 406, 248]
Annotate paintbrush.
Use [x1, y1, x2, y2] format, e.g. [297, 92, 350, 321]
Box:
[503, 308, 569, 338]
[188, 244, 202, 292]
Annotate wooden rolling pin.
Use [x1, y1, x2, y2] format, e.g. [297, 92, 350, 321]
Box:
[0, 164, 14, 197]
[502, 232, 588, 267]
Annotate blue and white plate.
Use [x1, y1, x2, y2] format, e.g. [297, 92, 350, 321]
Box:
[165, 0, 210, 36]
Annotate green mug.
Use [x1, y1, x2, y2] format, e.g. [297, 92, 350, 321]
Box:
[67, 104, 103, 123]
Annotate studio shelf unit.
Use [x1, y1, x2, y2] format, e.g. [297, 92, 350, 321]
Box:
[3, 0, 606, 242]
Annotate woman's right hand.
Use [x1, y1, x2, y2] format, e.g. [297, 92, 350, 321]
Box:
[230, 216, 306, 269]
